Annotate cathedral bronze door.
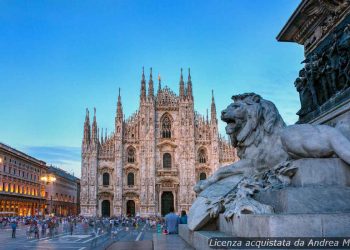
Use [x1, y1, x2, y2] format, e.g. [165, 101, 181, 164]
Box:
[161, 191, 174, 216]
[126, 200, 135, 217]
[101, 200, 110, 217]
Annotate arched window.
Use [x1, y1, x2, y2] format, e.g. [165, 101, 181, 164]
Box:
[198, 149, 207, 163]
[163, 153, 172, 168]
[200, 172, 207, 180]
[161, 115, 172, 138]
[103, 173, 110, 186]
[127, 147, 135, 163]
[127, 172, 134, 186]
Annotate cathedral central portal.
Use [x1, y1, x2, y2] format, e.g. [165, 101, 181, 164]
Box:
[161, 191, 174, 216]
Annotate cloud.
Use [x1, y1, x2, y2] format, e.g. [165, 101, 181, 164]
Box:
[19, 146, 81, 178]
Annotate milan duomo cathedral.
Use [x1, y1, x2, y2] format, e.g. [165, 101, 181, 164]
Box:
[80, 68, 236, 217]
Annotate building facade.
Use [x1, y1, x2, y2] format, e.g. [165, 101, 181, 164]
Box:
[45, 165, 80, 216]
[0, 143, 47, 216]
[80, 68, 236, 217]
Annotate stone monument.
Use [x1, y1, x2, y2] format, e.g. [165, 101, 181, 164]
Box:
[179, 1, 350, 249]
[180, 92, 350, 249]
[277, 0, 350, 124]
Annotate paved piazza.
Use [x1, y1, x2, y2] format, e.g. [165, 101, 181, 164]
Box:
[0, 222, 156, 250]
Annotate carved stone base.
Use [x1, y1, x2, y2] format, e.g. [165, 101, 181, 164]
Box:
[305, 91, 350, 125]
[255, 186, 350, 214]
[229, 213, 350, 237]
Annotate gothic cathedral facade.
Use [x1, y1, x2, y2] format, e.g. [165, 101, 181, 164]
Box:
[80, 68, 236, 217]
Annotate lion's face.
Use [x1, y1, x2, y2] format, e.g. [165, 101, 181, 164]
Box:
[221, 101, 248, 146]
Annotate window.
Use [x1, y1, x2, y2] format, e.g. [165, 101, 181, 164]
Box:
[127, 147, 135, 163]
[163, 153, 172, 168]
[127, 172, 134, 186]
[103, 173, 110, 186]
[200, 172, 207, 180]
[161, 115, 172, 138]
[198, 149, 207, 163]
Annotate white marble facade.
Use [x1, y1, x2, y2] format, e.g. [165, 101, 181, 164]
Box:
[80, 68, 236, 217]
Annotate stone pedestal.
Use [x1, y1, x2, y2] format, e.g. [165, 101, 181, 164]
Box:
[290, 158, 350, 187]
[229, 213, 350, 237]
[180, 158, 350, 248]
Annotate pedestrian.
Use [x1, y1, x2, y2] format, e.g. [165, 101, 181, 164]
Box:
[90, 227, 99, 248]
[41, 221, 46, 237]
[34, 223, 39, 239]
[179, 210, 188, 224]
[11, 220, 17, 238]
[164, 207, 180, 234]
[69, 221, 74, 235]
[49, 220, 54, 238]
[55, 219, 59, 236]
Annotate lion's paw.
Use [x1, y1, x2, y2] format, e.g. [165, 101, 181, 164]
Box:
[207, 201, 225, 218]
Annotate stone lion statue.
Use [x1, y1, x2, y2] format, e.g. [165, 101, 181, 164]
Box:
[188, 93, 350, 230]
[194, 93, 350, 193]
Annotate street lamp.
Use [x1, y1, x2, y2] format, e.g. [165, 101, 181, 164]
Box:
[40, 174, 56, 216]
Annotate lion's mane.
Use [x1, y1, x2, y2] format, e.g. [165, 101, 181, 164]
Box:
[228, 93, 286, 159]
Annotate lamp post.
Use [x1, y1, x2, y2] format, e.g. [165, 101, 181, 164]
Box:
[40, 174, 56, 216]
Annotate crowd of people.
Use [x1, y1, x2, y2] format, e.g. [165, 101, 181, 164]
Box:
[0, 216, 80, 239]
[0, 209, 188, 242]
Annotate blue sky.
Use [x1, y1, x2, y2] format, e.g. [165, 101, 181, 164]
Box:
[0, 0, 303, 177]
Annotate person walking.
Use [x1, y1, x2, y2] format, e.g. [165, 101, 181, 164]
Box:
[34, 223, 39, 239]
[55, 219, 59, 237]
[48, 220, 54, 238]
[164, 207, 180, 234]
[41, 221, 46, 237]
[69, 221, 74, 235]
[90, 227, 99, 248]
[11, 220, 17, 238]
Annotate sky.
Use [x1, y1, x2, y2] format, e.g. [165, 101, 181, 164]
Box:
[0, 0, 303, 177]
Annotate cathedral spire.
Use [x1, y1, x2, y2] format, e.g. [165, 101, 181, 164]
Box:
[211, 90, 217, 124]
[83, 108, 91, 145]
[186, 68, 193, 100]
[116, 88, 123, 123]
[206, 109, 209, 124]
[91, 107, 98, 143]
[101, 128, 104, 144]
[158, 73, 162, 92]
[179, 68, 185, 99]
[105, 128, 107, 142]
[140, 67, 146, 101]
[148, 67, 154, 98]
